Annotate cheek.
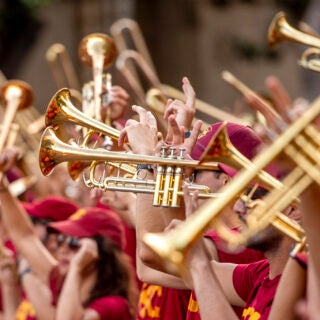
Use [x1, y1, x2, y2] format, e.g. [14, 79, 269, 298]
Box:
[109, 105, 125, 120]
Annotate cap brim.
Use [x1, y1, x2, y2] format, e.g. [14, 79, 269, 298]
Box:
[218, 163, 237, 178]
[48, 220, 91, 238]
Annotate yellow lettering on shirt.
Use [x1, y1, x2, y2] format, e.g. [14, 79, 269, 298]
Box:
[242, 306, 261, 320]
[138, 284, 163, 318]
[187, 294, 199, 313]
[15, 300, 36, 320]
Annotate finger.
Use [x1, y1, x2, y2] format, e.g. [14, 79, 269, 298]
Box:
[146, 111, 158, 129]
[109, 86, 130, 100]
[118, 128, 128, 148]
[132, 105, 149, 123]
[182, 77, 196, 109]
[185, 120, 202, 151]
[125, 119, 138, 127]
[168, 115, 184, 145]
[163, 99, 174, 119]
[265, 76, 292, 120]
[244, 92, 281, 131]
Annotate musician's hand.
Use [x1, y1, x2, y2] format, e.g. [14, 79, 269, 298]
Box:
[119, 105, 160, 155]
[164, 77, 196, 141]
[0, 147, 21, 173]
[101, 85, 129, 123]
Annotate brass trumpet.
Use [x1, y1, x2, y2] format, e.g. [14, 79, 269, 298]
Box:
[45, 88, 120, 141]
[142, 95, 320, 275]
[268, 11, 320, 48]
[39, 126, 221, 207]
[299, 47, 320, 72]
[0, 80, 33, 150]
[78, 33, 118, 122]
[268, 11, 320, 72]
[110, 18, 158, 75]
[46, 43, 81, 92]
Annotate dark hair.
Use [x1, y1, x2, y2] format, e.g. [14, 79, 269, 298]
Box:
[84, 235, 138, 318]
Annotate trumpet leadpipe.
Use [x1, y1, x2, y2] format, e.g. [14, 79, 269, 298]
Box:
[39, 126, 219, 176]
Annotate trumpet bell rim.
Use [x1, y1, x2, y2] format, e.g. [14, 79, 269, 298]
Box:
[78, 33, 118, 69]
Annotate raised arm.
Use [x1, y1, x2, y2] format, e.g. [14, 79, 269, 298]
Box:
[0, 148, 57, 283]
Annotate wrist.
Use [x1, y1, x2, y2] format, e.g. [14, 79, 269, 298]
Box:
[18, 267, 32, 282]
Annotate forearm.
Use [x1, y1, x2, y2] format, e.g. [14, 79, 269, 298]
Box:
[0, 184, 35, 241]
[190, 259, 238, 320]
[268, 257, 306, 320]
[21, 273, 55, 320]
[56, 266, 84, 320]
[1, 282, 21, 320]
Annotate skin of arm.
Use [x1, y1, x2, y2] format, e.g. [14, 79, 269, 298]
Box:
[55, 239, 99, 320]
[268, 257, 306, 320]
[18, 257, 55, 320]
[0, 149, 57, 283]
[300, 183, 320, 318]
[0, 249, 21, 320]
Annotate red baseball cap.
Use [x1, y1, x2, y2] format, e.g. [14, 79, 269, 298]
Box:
[23, 196, 79, 222]
[48, 207, 125, 249]
[191, 122, 263, 177]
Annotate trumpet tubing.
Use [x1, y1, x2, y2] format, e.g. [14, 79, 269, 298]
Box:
[143, 95, 320, 275]
[299, 48, 320, 72]
[39, 126, 219, 176]
[46, 43, 81, 91]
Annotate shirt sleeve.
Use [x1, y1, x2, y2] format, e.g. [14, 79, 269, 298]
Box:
[88, 296, 132, 320]
[232, 259, 269, 302]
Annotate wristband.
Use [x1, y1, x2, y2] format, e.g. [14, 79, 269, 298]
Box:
[19, 267, 32, 281]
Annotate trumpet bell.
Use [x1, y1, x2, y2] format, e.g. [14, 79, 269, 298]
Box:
[268, 11, 320, 49]
[45, 88, 120, 140]
[0, 80, 34, 111]
[78, 33, 118, 70]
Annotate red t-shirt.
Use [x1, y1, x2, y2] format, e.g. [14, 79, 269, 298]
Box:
[89, 296, 132, 320]
[233, 259, 281, 320]
[186, 231, 265, 320]
[137, 283, 191, 320]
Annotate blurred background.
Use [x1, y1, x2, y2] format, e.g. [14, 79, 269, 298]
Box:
[0, 0, 318, 115]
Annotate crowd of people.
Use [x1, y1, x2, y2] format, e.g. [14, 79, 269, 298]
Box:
[0, 17, 318, 320]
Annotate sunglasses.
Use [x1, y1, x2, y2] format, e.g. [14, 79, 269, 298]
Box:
[56, 234, 80, 250]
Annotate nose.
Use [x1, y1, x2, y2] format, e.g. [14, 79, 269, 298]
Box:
[233, 199, 247, 217]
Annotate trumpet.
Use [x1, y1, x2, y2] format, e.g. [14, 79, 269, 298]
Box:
[268, 11, 320, 72]
[142, 94, 320, 275]
[268, 11, 320, 48]
[299, 47, 320, 73]
[0, 80, 33, 151]
[110, 18, 158, 76]
[78, 33, 117, 122]
[45, 88, 120, 141]
[46, 43, 81, 93]
[39, 126, 222, 207]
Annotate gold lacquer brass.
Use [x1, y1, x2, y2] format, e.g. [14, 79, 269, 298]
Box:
[143, 95, 320, 275]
